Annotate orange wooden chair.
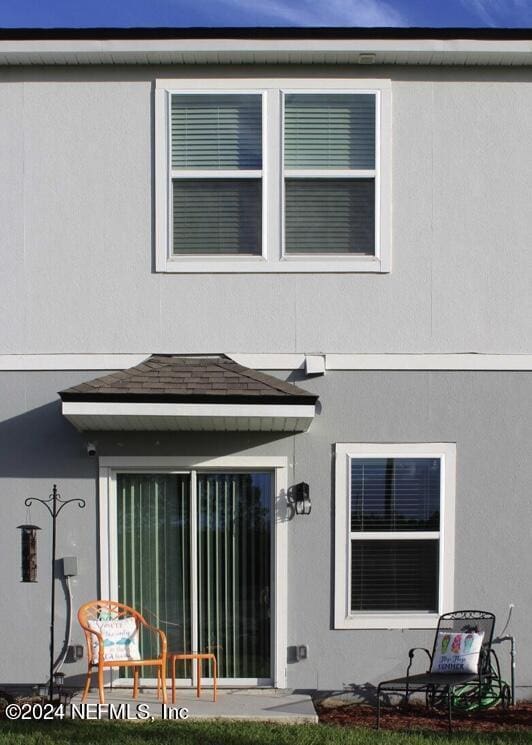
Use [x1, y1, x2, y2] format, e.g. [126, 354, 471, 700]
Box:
[78, 600, 167, 704]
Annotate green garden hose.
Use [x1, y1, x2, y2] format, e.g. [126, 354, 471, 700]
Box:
[451, 679, 510, 711]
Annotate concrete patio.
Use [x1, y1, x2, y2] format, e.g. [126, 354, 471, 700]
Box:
[69, 687, 318, 723]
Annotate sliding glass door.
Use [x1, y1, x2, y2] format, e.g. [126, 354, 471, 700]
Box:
[117, 474, 192, 677]
[197, 473, 271, 680]
[116, 471, 272, 683]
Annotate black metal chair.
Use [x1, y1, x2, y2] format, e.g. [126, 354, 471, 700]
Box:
[376, 610, 511, 732]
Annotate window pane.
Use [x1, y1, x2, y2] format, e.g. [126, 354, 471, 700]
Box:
[172, 179, 262, 255]
[117, 474, 192, 678]
[351, 539, 439, 612]
[351, 458, 441, 532]
[284, 93, 375, 169]
[285, 178, 374, 255]
[171, 94, 262, 169]
[197, 472, 272, 679]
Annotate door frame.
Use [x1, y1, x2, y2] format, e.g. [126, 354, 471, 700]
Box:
[98, 455, 288, 688]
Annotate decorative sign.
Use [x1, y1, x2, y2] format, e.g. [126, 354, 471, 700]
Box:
[431, 631, 485, 674]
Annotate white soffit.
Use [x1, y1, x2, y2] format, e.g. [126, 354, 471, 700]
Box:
[2, 38, 532, 66]
[62, 401, 315, 432]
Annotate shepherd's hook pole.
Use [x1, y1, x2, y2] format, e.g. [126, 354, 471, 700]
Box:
[25, 484, 85, 702]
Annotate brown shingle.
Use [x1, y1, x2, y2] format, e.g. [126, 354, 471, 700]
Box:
[59, 354, 318, 404]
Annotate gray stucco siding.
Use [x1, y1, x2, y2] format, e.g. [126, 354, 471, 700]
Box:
[0, 65, 531, 355]
[288, 369, 531, 693]
[0, 369, 530, 697]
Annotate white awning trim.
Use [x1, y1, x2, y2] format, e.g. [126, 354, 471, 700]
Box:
[62, 400, 315, 432]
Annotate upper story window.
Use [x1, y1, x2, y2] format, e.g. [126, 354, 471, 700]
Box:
[171, 93, 263, 256]
[284, 93, 376, 256]
[155, 79, 391, 273]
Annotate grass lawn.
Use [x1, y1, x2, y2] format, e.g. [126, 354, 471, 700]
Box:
[1, 720, 532, 745]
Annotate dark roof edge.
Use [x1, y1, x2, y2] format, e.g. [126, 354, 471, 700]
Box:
[2, 26, 532, 41]
[60, 392, 318, 405]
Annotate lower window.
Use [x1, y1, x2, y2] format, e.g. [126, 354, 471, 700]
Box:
[334, 443, 456, 629]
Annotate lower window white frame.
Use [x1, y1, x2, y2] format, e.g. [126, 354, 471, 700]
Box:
[98, 455, 288, 688]
[334, 443, 456, 630]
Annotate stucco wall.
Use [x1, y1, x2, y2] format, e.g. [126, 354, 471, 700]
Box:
[0, 65, 531, 355]
[0, 369, 530, 697]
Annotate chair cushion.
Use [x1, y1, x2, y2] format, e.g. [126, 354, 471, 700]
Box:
[430, 630, 484, 674]
[88, 616, 141, 662]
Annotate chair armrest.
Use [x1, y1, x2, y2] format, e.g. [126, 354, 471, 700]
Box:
[407, 647, 432, 677]
[79, 624, 105, 664]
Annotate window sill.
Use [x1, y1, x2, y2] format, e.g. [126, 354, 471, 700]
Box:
[157, 256, 389, 274]
[335, 613, 441, 630]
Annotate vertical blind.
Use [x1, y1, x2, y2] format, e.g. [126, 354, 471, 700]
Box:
[171, 94, 262, 256]
[117, 471, 272, 681]
[284, 93, 376, 256]
[197, 473, 271, 679]
[284, 93, 375, 170]
[350, 457, 441, 613]
[117, 474, 191, 678]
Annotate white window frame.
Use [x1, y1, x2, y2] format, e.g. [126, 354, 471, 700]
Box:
[334, 443, 455, 630]
[281, 88, 382, 264]
[155, 77, 391, 273]
[98, 455, 288, 689]
[161, 88, 267, 264]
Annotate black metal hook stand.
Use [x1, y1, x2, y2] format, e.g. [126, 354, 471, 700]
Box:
[25, 484, 85, 702]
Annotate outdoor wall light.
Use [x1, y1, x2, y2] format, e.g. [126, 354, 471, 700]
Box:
[17, 524, 41, 582]
[294, 482, 312, 516]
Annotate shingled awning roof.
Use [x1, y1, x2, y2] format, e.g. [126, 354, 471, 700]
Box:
[60, 355, 318, 432]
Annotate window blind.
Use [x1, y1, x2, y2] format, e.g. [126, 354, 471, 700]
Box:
[349, 456, 442, 615]
[285, 178, 374, 254]
[351, 539, 439, 612]
[351, 458, 441, 532]
[172, 179, 262, 255]
[117, 474, 192, 678]
[284, 93, 375, 170]
[197, 472, 271, 679]
[171, 94, 262, 170]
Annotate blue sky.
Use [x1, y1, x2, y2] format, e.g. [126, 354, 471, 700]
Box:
[1, 0, 532, 29]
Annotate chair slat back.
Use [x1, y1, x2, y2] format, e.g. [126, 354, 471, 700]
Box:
[78, 600, 146, 664]
[432, 610, 495, 674]
[78, 599, 143, 623]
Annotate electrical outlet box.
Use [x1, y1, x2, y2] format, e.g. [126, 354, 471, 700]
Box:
[66, 644, 84, 661]
[62, 556, 78, 577]
[287, 645, 308, 663]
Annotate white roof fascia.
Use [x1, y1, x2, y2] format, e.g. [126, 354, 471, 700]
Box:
[1, 37, 532, 65]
